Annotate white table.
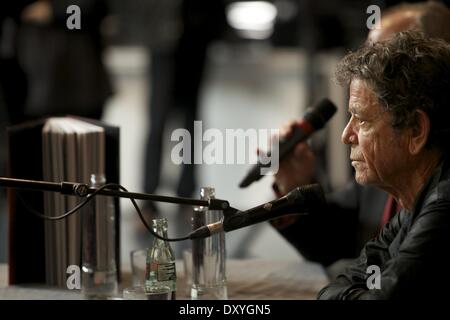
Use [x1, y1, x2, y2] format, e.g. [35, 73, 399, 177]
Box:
[0, 259, 329, 300]
[176, 259, 329, 300]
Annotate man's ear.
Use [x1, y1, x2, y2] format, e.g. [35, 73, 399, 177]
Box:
[409, 109, 430, 155]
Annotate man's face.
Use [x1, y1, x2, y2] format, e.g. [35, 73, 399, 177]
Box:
[341, 79, 411, 189]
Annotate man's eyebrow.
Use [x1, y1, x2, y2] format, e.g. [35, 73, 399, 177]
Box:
[348, 105, 358, 114]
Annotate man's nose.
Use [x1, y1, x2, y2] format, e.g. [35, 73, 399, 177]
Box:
[341, 120, 357, 145]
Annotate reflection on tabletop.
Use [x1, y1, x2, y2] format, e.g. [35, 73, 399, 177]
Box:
[0, 259, 329, 300]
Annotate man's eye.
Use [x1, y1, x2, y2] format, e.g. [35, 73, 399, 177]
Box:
[350, 114, 366, 126]
[354, 116, 366, 125]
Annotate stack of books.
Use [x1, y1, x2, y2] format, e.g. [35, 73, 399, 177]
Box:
[7, 117, 120, 287]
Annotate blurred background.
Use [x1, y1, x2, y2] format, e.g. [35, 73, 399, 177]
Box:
[2, 0, 446, 272]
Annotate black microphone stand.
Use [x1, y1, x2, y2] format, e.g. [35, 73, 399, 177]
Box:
[0, 176, 238, 240]
[0, 177, 231, 210]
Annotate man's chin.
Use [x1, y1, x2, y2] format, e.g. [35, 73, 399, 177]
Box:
[354, 172, 370, 185]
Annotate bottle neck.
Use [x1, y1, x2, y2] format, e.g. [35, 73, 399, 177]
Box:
[90, 173, 106, 188]
[152, 218, 169, 246]
[194, 187, 222, 225]
[195, 187, 216, 212]
[153, 229, 169, 246]
[200, 187, 215, 201]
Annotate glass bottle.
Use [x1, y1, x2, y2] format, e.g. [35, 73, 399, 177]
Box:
[191, 187, 228, 300]
[145, 218, 177, 300]
[81, 173, 118, 299]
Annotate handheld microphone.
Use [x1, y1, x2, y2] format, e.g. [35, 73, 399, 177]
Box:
[239, 99, 337, 188]
[189, 183, 326, 239]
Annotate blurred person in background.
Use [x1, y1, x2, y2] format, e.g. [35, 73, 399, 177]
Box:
[0, 1, 30, 126]
[110, 0, 227, 256]
[15, 0, 112, 121]
[142, 0, 227, 210]
[0, 0, 112, 263]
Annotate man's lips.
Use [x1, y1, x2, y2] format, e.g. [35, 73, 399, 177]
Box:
[351, 159, 364, 166]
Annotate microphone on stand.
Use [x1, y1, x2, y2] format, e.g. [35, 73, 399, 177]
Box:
[239, 98, 337, 188]
[188, 184, 326, 239]
[0, 177, 326, 241]
[0, 176, 230, 241]
[0, 176, 221, 208]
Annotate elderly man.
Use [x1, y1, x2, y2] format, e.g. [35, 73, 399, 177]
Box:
[271, 2, 450, 276]
[317, 30, 450, 299]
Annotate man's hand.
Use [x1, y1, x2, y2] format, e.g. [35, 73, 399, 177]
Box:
[270, 120, 317, 229]
[273, 120, 317, 196]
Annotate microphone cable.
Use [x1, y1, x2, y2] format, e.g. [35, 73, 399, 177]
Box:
[15, 183, 190, 242]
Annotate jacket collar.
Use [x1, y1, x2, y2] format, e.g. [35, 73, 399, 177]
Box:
[410, 155, 450, 221]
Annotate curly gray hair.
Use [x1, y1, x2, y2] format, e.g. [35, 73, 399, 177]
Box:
[336, 30, 450, 150]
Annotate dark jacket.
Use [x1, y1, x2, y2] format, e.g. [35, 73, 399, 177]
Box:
[318, 159, 450, 299]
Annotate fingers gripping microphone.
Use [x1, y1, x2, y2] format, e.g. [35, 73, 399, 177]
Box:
[239, 99, 337, 188]
[189, 184, 326, 239]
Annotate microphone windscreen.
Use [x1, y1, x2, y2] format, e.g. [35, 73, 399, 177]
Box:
[287, 184, 326, 213]
[304, 99, 337, 130]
